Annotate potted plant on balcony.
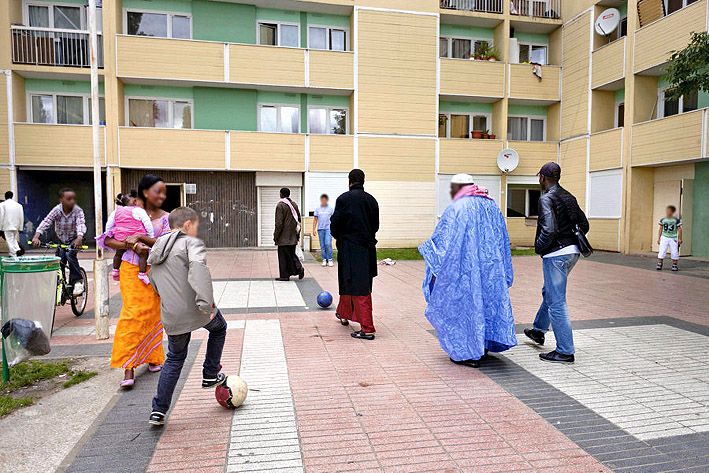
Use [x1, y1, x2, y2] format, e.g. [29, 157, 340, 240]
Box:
[471, 129, 483, 139]
[487, 46, 500, 61]
[489, 132, 496, 139]
[482, 129, 490, 139]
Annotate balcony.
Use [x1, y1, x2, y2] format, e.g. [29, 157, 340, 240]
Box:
[510, 0, 561, 19]
[634, 0, 707, 74]
[440, 0, 503, 14]
[508, 64, 560, 102]
[14, 124, 105, 166]
[440, 59, 505, 98]
[230, 132, 306, 172]
[506, 141, 558, 174]
[592, 38, 625, 89]
[439, 138, 504, 173]
[631, 109, 705, 166]
[11, 26, 103, 68]
[590, 128, 622, 170]
[119, 128, 226, 169]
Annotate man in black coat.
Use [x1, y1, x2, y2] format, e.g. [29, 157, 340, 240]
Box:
[331, 169, 380, 340]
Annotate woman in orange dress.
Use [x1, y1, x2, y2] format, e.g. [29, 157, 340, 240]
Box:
[101, 175, 170, 387]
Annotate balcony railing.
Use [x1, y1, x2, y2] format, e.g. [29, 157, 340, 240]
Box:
[440, 0, 503, 14]
[511, 0, 560, 19]
[11, 25, 103, 68]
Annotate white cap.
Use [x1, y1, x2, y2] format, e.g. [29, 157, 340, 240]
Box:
[451, 173, 474, 185]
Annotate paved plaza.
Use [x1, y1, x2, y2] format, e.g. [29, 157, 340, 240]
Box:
[11, 250, 709, 473]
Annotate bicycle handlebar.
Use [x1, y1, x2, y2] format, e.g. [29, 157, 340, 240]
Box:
[27, 241, 89, 250]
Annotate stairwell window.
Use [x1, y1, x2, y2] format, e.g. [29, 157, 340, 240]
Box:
[659, 88, 698, 118]
[125, 10, 192, 39]
[258, 104, 300, 133]
[127, 98, 192, 129]
[29, 92, 105, 125]
[518, 43, 547, 64]
[308, 107, 348, 134]
[508, 116, 545, 141]
[258, 22, 299, 47]
[308, 27, 347, 51]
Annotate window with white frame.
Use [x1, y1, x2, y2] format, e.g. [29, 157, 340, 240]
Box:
[518, 43, 547, 64]
[308, 107, 348, 134]
[438, 113, 489, 138]
[258, 22, 299, 47]
[439, 36, 491, 59]
[659, 88, 698, 118]
[308, 26, 347, 51]
[25, 1, 100, 30]
[259, 104, 299, 133]
[127, 98, 192, 128]
[125, 10, 191, 39]
[588, 169, 622, 218]
[507, 185, 541, 218]
[29, 92, 105, 125]
[507, 116, 545, 141]
[665, 0, 700, 15]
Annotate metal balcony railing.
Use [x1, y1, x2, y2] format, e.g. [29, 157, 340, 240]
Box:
[440, 0, 503, 14]
[11, 25, 103, 68]
[510, 0, 561, 19]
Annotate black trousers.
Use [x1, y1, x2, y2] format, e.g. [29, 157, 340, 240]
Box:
[277, 245, 303, 279]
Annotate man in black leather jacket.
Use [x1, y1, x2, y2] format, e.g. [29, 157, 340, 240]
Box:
[523, 162, 589, 364]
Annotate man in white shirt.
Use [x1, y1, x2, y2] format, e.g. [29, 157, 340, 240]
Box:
[0, 191, 25, 257]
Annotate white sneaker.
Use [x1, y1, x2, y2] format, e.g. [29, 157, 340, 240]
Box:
[73, 282, 84, 296]
[328, 260, 334, 267]
[322, 260, 327, 267]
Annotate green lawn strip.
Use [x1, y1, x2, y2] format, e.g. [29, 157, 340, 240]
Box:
[0, 394, 33, 416]
[0, 360, 70, 390]
[314, 247, 537, 261]
[62, 371, 98, 388]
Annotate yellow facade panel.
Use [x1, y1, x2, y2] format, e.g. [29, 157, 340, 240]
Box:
[559, 137, 588, 209]
[506, 218, 537, 247]
[309, 135, 353, 171]
[509, 64, 560, 101]
[15, 124, 104, 166]
[588, 218, 620, 251]
[117, 36, 224, 81]
[0, 169, 10, 194]
[357, 10, 437, 135]
[230, 44, 304, 87]
[508, 141, 558, 175]
[358, 137, 435, 182]
[591, 38, 624, 89]
[440, 59, 505, 98]
[631, 111, 703, 166]
[439, 139, 503, 174]
[634, 0, 707, 73]
[120, 128, 225, 169]
[561, 11, 591, 140]
[231, 132, 305, 171]
[309, 51, 353, 89]
[0, 74, 8, 164]
[590, 128, 622, 171]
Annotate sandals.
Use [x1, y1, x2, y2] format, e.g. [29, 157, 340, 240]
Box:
[351, 330, 375, 340]
[335, 312, 349, 326]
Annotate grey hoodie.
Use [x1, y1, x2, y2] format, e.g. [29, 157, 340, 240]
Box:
[147, 230, 216, 336]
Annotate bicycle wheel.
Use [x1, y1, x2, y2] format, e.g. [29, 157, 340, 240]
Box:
[71, 268, 88, 316]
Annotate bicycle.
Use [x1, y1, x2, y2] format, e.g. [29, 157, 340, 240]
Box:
[29, 242, 89, 318]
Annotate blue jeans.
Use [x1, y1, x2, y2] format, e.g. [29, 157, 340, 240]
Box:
[152, 311, 227, 414]
[533, 254, 579, 355]
[318, 228, 333, 261]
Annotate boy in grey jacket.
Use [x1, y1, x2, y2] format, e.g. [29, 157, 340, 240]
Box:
[147, 207, 226, 426]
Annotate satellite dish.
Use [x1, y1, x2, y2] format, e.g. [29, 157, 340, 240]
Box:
[595, 8, 620, 36]
[497, 149, 519, 173]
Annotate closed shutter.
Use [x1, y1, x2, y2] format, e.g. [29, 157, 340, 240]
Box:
[588, 169, 622, 218]
[259, 186, 301, 247]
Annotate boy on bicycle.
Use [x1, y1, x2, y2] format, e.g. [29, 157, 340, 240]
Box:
[32, 188, 87, 296]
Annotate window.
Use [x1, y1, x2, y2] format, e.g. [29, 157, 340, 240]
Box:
[438, 113, 489, 138]
[308, 26, 347, 51]
[126, 11, 191, 39]
[259, 104, 299, 133]
[507, 186, 541, 218]
[309, 107, 348, 134]
[127, 98, 192, 128]
[29, 93, 105, 125]
[258, 22, 299, 47]
[665, 0, 700, 15]
[615, 102, 624, 128]
[518, 43, 547, 64]
[439, 37, 491, 59]
[27, 3, 85, 29]
[588, 169, 622, 218]
[659, 88, 698, 118]
[507, 116, 545, 141]
[610, 17, 627, 42]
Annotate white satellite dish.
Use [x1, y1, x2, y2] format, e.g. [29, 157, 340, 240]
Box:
[497, 149, 519, 173]
[595, 8, 620, 36]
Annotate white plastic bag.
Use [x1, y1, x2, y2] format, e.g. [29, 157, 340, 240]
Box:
[295, 245, 305, 262]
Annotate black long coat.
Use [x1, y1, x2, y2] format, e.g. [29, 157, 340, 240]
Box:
[330, 183, 380, 296]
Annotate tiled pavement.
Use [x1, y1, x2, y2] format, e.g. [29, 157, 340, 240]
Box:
[50, 250, 709, 473]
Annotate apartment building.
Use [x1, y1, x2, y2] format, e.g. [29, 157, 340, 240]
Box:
[0, 0, 705, 256]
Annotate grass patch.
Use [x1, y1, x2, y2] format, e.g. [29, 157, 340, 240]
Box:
[376, 248, 423, 260]
[62, 371, 98, 388]
[0, 360, 70, 390]
[511, 248, 537, 256]
[0, 394, 33, 416]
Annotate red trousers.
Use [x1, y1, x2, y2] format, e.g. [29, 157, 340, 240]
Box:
[337, 294, 375, 333]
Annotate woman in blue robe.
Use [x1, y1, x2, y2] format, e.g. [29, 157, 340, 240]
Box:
[419, 175, 517, 367]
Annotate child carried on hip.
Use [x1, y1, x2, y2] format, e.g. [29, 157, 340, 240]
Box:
[109, 191, 155, 285]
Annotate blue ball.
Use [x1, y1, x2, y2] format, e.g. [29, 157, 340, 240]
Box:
[316, 291, 333, 309]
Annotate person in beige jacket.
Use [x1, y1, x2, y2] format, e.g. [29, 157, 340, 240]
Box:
[146, 207, 226, 426]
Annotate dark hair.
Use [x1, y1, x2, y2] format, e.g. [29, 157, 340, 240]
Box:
[129, 190, 138, 199]
[349, 169, 365, 185]
[168, 207, 199, 229]
[320, 194, 329, 200]
[4, 191, 13, 200]
[667, 205, 677, 213]
[280, 187, 291, 198]
[59, 188, 75, 198]
[137, 174, 164, 202]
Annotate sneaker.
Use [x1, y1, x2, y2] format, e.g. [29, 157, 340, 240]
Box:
[72, 282, 84, 296]
[202, 372, 226, 389]
[524, 328, 545, 345]
[112, 268, 120, 281]
[327, 260, 334, 267]
[138, 272, 151, 285]
[149, 411, 165, 426]
[656, 261, 663, 271]
[322, 260, 327, 267]
[539, 350, 575, 364]
[672, 264, 679, 272]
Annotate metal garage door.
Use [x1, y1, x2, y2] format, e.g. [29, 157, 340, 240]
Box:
[259, 186, 301, 247]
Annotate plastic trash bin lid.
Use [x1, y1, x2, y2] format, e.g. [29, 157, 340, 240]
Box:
[0, 256, 61, 273]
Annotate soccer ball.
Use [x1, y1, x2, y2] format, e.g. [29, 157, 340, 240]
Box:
[316, 291, 333, 308]
[215, 376, 248, 409]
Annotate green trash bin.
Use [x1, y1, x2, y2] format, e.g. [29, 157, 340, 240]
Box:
[1, 256, 60, 381]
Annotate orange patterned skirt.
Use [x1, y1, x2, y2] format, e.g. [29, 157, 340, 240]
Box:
[110, 262, 165, 369]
